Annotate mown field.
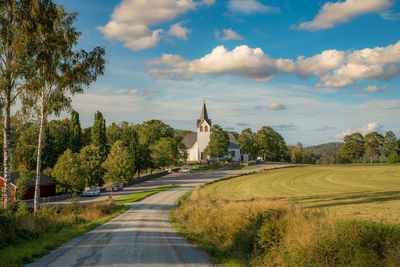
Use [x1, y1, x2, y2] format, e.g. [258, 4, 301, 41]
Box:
[172, 164, 400, 266]
[199, 164, 400, 223]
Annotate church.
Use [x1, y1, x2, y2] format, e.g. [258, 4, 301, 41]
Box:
[182, 102, 248, 162]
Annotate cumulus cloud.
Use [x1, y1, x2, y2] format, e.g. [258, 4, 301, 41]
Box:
[146, 45, 296, 81]
[228, 0, 280, 15]
[98, 0, 214, 51]
[168, 22, 191, 40]
[215, 29, 244, 41]
[293, 0, 392, 31]
[147, 41, 400, 88]
[334, 122, 383, 138]
[267, 102, 286, 111]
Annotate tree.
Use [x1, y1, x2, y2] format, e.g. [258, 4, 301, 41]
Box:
[255, 126, 288, 162]
[238, 128, 257, 160]
[383, 131, 398, 157]
[91, 111, 108, 159]
[138, 120, 174, 145]
[341, 132, 365, 163]
[0, 0, 34, 207]
[52, 149, 84, 192]
[150, 137, 181, 168]
[102, 141, 135, 184]
[79, 145, 104, 187]
[69, 110, 82, 153]
[22, 1, 105, 211]
[364, 132, 384, 163]
[204, 125, 230, 161]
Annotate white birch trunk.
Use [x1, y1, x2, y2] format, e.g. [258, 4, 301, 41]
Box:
[3, 93, 11, 207]
[34, 93, 45, 212]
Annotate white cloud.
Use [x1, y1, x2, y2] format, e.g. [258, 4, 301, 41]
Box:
[227, 0, 280, 15]
[168, 22, 191, 40]
[98, 0, 214, 51]
[147, 41, 400, 88]
[267, 102, 286, 111]
[146, 45, 296, 81]
[215, 29, 244, 41]
[334, 122, 383, 138]
[294, 0, 392, 31]
[128, 89, 139, 95]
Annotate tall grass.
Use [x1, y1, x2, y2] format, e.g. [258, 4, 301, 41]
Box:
[171, 191, 400, 266]
[0, 199, 128, 266]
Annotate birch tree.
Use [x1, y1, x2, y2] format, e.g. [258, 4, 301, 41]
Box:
[23, 1, 105, 211]
[0, 0, 33, 207]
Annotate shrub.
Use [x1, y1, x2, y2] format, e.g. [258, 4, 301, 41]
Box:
[388, 154, 400, 163]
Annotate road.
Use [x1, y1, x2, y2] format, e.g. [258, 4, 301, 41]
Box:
[26, 163, 292, 267]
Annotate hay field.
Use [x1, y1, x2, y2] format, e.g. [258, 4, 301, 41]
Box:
[199, 165, 400, 223]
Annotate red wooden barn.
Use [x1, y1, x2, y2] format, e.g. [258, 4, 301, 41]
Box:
[0, 172, 56, 205]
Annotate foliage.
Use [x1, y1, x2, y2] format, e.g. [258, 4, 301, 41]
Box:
[204, 125, 230, 160]
[79, 145, 105, 187]
[91, 111, 108, 160]
[102, 141, 134, 184]
[341, 132, 365, 163]
[52, 149, 84, 192]
[16, 168, 34, 200]
[238, 128, 257, 160]
[288, 142, 313, 164]
[151, 137, 186, 168]
[69, 111, 82, 153]
[383, 131, 398, 157]
[255, 126, 289, 162]
[388, 154, 400, 164]
[364, 132, 384, 163]
[138, 119, 174, 145]
[304, 142, 344, 164]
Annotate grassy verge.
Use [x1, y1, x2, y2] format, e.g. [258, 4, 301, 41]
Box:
[171, 191, 400, 266]
[115, 184, 180, 204]
[0, 203, 128, 267]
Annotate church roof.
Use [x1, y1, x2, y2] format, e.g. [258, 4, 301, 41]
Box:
[182, 132, 197, 148]
[228, 133, 240, 149]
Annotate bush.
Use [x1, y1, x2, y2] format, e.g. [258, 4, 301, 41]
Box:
[388, 154, 400, 163]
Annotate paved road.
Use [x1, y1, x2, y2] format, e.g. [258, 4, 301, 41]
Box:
[26, 163, 292, 267]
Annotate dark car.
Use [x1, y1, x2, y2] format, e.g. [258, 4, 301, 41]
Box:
[112, 184, 123, 191]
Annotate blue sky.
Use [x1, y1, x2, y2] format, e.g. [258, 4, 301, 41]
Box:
[55, 0, 400, 145]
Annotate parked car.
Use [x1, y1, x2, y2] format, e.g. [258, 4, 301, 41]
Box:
[178, 167, 191, 174]
[112, 184, 123, 191]
[82, 187, 100, 197]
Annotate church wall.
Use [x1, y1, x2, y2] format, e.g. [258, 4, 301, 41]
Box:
[197, 120, 210, 155]
[188, 142, 199, 161]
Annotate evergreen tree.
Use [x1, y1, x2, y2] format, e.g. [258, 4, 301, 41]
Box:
[69, 110, 82, 153]
[91, 111, 108, 159]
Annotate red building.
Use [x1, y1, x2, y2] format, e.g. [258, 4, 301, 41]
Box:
[0, 172, 56, 205]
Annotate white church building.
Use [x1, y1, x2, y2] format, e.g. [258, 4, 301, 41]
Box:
[182, 102, 248, 162]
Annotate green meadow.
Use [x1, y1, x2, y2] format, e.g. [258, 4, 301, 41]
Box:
[199, 164, 400, 223]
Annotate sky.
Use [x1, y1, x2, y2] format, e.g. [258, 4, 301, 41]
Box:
[54, 0, 400, 146]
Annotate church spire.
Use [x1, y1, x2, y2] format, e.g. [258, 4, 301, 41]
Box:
[200, 101, 209, 122]
[197, 101, 211, 127]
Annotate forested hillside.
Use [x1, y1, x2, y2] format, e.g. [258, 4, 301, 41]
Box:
[305, 142, 344, 164]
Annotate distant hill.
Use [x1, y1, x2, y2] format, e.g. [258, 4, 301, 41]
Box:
[305, 142, 344, 164]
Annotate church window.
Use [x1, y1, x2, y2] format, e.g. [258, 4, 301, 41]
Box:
[200, 126, 203, 132]
[204, 126, 208, 132]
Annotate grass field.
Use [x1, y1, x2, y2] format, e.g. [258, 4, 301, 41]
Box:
[198, 164, 400, 223]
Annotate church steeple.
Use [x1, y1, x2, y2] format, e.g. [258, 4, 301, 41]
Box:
[197, 101, 211, 127]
